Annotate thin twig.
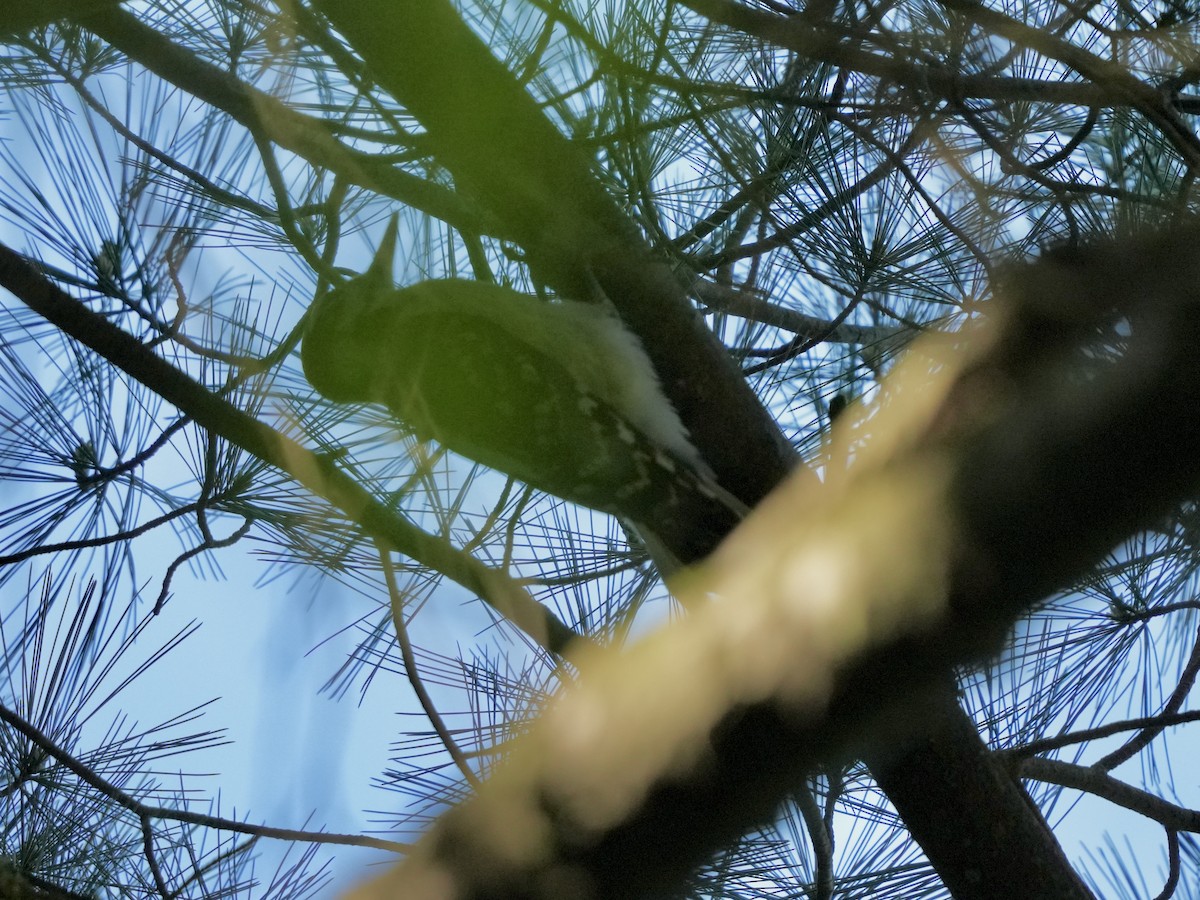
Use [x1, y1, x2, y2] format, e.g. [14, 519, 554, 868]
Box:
[376, 539, 481, 788]
[1098, 626, 1200, 770]
[0, 701, 408, 851]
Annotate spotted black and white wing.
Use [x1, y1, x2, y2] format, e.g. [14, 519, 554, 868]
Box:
[301, 227, 744, 564]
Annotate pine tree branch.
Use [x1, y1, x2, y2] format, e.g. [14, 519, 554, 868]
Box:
[865, 678, 1093, 898]
[64, 2, 491, 239]
[1021, 757, 1200, 832]
[0, 700, 408, 851]
[0, 240, 585, 657]
[938, 0, 1200, 169]
[1010, 709, 1200, 758]
[677, 0, 1200, 132]
[692, 279, 911, 349]
[1096, 625, 1200, 770]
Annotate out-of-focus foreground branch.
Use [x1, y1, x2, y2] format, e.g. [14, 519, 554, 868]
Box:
[345, 226, 1200, 899]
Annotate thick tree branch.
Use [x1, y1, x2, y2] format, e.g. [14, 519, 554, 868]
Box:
[865, 679, 1092, 898]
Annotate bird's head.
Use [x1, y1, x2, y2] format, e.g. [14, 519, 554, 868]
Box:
[301, 216, 399, 403]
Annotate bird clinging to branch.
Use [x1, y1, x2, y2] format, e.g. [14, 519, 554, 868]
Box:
[301, 219, 745, 566]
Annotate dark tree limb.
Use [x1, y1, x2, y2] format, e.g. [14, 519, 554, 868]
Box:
[865, 678, 1092, 899]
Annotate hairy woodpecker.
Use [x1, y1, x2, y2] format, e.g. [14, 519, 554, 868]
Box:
[300, 221, 745, 565]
